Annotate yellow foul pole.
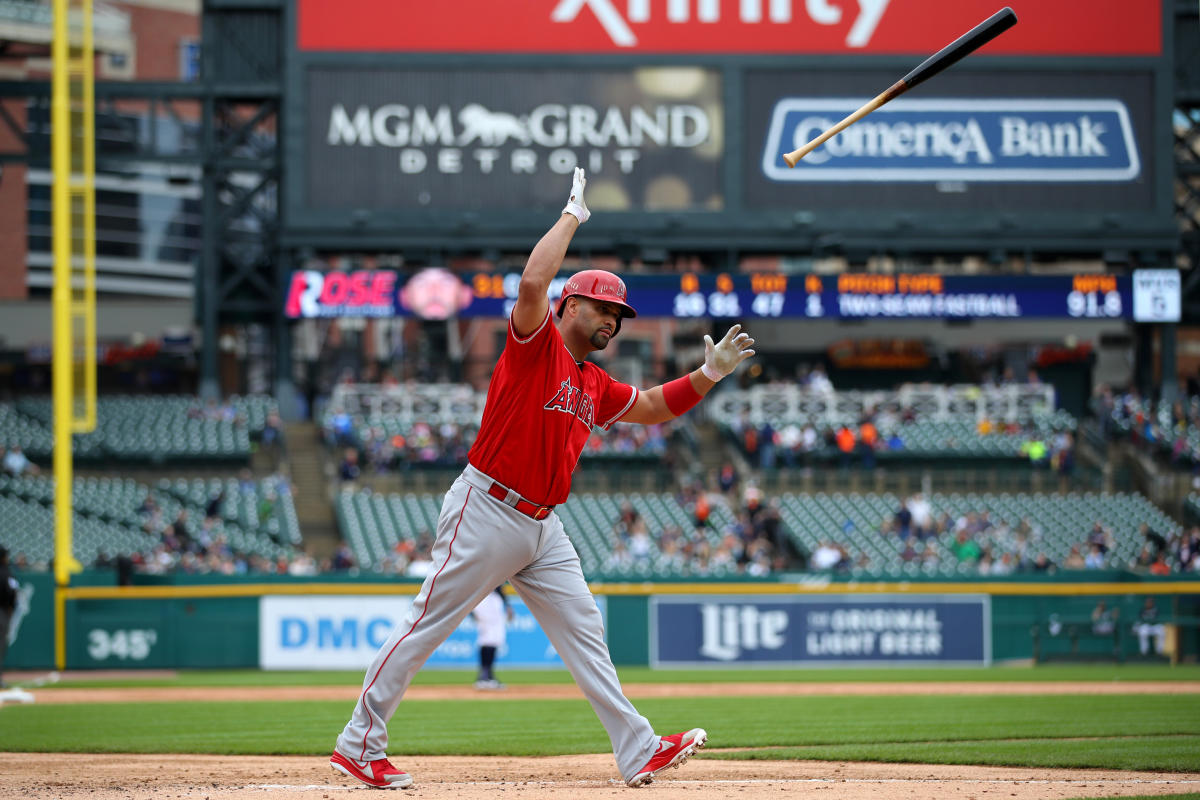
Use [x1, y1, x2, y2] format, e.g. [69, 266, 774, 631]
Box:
[51, 0, 95, 668]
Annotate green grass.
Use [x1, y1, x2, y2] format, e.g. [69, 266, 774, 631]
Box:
[28, 662, 1200, 689]
[3, 693, 1199, 772]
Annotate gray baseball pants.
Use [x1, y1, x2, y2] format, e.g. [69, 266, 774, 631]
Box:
[335, 464, 659, 781]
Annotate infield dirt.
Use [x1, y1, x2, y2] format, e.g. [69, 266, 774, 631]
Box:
[2, 681, 1198, 799]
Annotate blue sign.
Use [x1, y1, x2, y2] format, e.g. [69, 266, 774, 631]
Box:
[651, 595, 990, 666]
[259, 594, 602, 670]
[762, 99, 1140, 182]
[287, 269, 1149, 321]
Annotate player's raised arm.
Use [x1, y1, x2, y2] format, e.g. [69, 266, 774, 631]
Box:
[622, 324, 756, 425]
[511, 168, 591, 337]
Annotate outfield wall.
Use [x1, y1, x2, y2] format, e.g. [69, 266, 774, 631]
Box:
[5, 573, 1199, 670]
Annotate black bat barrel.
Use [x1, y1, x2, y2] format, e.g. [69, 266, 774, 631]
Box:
[901, 7, 1018, 90]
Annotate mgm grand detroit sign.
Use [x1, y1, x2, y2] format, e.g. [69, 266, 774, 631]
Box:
[324, 100, 713, 177]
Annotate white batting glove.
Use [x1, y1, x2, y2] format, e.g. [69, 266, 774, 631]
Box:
[701, 324, 755, 382]
[562, 167, 590, 224]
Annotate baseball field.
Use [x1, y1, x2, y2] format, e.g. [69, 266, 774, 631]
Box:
[1, 664, 1199, 799]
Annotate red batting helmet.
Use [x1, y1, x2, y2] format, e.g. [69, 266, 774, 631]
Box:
[555, 269, 637, 335]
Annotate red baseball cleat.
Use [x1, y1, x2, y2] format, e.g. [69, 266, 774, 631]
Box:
[626, 728, 708, 787]
[330, 750, 414, 789]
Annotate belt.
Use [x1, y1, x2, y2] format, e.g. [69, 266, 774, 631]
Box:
[486, 481, 554, 521]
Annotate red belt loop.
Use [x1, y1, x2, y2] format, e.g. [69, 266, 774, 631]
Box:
[487, 481, 553, 521]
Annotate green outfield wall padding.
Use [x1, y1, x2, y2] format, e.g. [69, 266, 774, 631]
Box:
[606, 595, 649, 665]
[65, 597, 258, 669]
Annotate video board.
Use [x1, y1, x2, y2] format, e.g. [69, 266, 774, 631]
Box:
[284, 0, 1176, 254]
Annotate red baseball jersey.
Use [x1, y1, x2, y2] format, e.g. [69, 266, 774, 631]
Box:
[468, 307, 638, 506]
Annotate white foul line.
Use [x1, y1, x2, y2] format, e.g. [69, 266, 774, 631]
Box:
[252, 778, 1200, 790]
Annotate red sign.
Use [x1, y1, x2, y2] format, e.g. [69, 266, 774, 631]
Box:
[298, 0, 1160, 56]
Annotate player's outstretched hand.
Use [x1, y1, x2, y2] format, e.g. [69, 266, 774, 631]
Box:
[701, 324, 755, 382]
[562, 167, 590, 224]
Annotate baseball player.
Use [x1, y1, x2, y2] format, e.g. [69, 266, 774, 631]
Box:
[472, 584, 512, 690]
[330, 168, 755, 790]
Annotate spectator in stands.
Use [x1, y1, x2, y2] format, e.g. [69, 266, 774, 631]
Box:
[1029, 552, 1056, 574]
[328, 408, 356, 448]
[1149, 551, 1171, 576]
[835, 425, 856, 471]
[338, 448, 362, 482]
[331, 543, 357, 571]
[893, 500, 913, 540]
[858, 416, 878, 470]
[1141, 523, 1168, 559]
[950, 529, 982, 564]
[1133, 597, 1167, 656]
[1084, 542, 1107, 569]
[800, 423, 820, 467]
[1087, 520, 1114, 555]
[807, 365, 833, 395]
[1020, 429, 1048, 468]
[405, 538, 433, 578]
[1177, 527, 1200, 571]
[205, 489, 225, 522]
[1052, 431, 1075, 482]
[260, 411, 284, 462]
[991, 552, 1018, 576]
[810, 540, 845, 571]
[1062, 545, 1086, 570]
[777, 421, 803, 468]
[908, 493, 933, 540]
[757, 421, 777, 469]
[2, 445, 38, 476]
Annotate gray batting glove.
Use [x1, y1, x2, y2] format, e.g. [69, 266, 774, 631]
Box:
[701, 324, 755, 382]
[562, 167, 590, 224]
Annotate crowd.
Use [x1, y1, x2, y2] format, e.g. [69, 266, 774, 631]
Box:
[798, 493, 1197, 577]
[328, 416, 674, 479]
[15, 469, 310, 579]
[1092, 384, 1200, 468]
[599, 461, 799, 578]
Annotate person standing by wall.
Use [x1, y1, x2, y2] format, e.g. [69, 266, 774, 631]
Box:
[472, 585, 513, 690]
[0, 547, 17, 688]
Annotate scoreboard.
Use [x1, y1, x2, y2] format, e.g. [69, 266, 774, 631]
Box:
[285, 269, 1179, 323]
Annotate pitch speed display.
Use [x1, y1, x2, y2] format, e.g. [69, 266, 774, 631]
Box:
[285, 268, 1174, 322]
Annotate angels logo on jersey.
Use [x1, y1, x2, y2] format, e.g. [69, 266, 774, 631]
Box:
[544, 379, 596, 429]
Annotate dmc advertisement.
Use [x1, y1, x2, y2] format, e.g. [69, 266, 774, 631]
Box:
[651, 595, 991, 667]
[746, 69, 1156, 212]
[304, 67, 722, 213]
[258, 594, 599, 670]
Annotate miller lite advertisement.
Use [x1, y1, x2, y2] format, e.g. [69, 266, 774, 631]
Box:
[651, 595, 991, 666]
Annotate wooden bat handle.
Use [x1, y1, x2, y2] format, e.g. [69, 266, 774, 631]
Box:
[781, 80, 907, 168]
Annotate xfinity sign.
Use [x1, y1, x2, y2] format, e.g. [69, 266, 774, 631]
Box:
[763, 99, 1139, 182]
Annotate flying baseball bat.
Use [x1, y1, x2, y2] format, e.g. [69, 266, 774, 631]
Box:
[781, 6, 1018, 168]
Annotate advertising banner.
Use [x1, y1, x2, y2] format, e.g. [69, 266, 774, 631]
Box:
[304, 67, 722, 213]
[258, 594, 598, 670]
[651, 594, 990, 666]
[285, 269, 1155, 322]
[297, 0, 1160, 57]
[746, 70, 1156, 212]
